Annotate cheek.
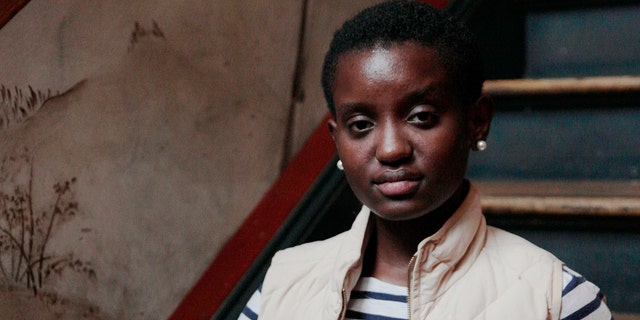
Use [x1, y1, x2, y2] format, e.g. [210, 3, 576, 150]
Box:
[340, 151, 369, 182]
[335, 132, 371, 167]
[337, 145, 372, 190]
[442, 134, 471, 175]
[421, 129, 469, 171]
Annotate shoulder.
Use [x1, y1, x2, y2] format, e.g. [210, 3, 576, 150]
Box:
[483, 226, 563, 268]
[484, 226, 552, 253]
[261, 206, 370, 309]
[259, 232, 356, 318]
[262, 231, 351, 290]
[481, 226, 565, 308]
[270, 205, 370, 267]
[270, 231, 350, 265]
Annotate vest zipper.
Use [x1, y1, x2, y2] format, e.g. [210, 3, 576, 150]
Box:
[407, 255, 417, 320]
[339, 288, 348, 319]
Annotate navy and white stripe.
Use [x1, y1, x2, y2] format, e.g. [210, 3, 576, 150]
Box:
[345, 277, 408, 320]
[238, 284, 261, 320]
[560, 267, 613, 320]
[238, 267, 613, 319]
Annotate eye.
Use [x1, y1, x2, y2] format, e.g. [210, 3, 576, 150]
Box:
[407, 109, 439, 128]
[346, 116, 374, 135]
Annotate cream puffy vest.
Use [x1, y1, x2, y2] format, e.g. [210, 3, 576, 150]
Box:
[260, 185, 564, 320]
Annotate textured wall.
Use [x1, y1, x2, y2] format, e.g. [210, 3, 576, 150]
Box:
[0, 0, 301, 318]
[286, 0, 386, 160]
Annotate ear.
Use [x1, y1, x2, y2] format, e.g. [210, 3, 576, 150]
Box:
[468, 94, 494, 149]
[328, 118, 338, 143]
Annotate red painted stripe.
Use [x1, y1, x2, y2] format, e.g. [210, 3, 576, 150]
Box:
[169, 114, 336, 320]
[420, 0, 450, 9]
[0, 0, 30, 30]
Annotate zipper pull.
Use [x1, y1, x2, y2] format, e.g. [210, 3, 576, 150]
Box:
[407, 255, 418, 320]
[338, 288, 348, 319]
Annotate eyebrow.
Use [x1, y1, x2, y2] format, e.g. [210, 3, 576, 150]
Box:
[405, 86, 437, 104]
[336, 101, 371, 116]
[335, 85, 440, 115]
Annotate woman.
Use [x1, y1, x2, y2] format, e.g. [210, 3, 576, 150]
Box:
[240, 1, 612, 319]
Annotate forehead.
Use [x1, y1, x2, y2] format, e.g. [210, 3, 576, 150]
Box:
[332, 43, 456, 104]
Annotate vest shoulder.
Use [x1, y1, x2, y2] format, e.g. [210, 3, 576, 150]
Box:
[483, 226, 563, 272]
[264, 231, 352, 285]
[271, 230, 350, 264]
[261, 231, 352, 302]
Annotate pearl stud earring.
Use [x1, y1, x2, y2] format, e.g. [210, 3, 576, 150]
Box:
[337, 160, 344, 170]
[476, 140, 487, 151]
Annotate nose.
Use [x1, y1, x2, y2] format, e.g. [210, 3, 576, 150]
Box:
[375, 122, 412, 165]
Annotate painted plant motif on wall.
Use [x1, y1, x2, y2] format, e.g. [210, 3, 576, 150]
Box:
[0, 85, 57, 131]
[128, 20, 165, 52]
[0, 148, 96, 312]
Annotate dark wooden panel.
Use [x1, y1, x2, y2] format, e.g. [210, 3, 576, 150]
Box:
[0, 0, 30, 30]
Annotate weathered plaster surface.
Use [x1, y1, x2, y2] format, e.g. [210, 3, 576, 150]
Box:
[0, 0, 301, 318]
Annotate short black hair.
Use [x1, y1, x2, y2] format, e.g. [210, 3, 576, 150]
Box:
[321, 0, 484, 116]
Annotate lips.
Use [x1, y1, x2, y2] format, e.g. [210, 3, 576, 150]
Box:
[373, 169, 422, 197]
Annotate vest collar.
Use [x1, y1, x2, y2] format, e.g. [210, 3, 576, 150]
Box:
[411, 185, 486, 317]
[330, 184, 487, 315]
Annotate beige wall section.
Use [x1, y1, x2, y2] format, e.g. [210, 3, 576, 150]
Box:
[286, 0, 386, 160]
[0, 0, 301, 319]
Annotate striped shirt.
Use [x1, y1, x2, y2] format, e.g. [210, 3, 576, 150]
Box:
[238, 266, 612, 320]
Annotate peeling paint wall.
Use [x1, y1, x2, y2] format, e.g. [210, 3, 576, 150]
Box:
[0, 0, 302, 318]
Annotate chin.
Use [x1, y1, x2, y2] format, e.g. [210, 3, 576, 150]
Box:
[369, 202, 434, 221]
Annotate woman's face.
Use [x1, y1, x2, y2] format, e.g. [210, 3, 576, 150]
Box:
[329, 43, 482, 221]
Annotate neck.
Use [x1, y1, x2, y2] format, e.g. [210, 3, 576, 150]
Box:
[363, 180, 469, 286]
